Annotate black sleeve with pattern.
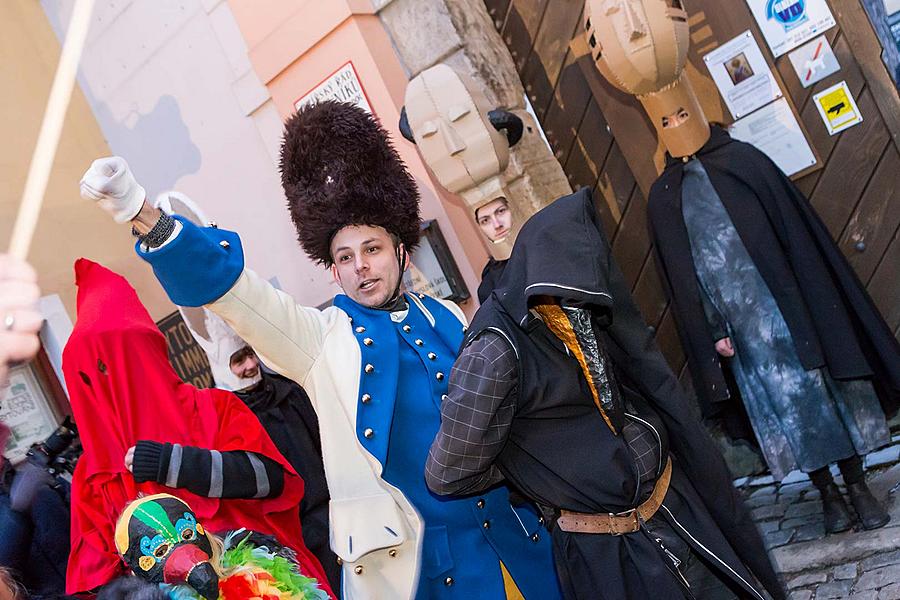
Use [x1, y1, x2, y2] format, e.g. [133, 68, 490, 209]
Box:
[132, 440, 284, 499]
[425, 330, 517, 496]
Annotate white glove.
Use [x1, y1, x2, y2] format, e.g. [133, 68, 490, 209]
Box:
[80, 156, 146, 223]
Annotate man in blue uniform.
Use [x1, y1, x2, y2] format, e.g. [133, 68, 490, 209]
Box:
[79, 101, 561, 600]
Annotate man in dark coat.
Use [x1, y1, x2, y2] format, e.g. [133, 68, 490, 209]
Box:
[426, 189, 784, 600]
[647, 125, 898, 532]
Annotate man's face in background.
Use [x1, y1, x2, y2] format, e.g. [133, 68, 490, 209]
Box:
[476, 198, 512, 244]
[229, 346, 260, 382]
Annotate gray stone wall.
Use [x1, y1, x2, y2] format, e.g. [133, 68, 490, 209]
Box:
[376, 0, 571, 220]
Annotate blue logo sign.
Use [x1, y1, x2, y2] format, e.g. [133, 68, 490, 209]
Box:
[766, 0, 808, 31]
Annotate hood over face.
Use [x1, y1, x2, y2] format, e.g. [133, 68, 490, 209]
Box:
[492, 188, 614, 325]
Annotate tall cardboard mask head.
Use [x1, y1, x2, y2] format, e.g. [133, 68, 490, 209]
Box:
[401, 64, 523, 259]
[584, 0, 710, 157]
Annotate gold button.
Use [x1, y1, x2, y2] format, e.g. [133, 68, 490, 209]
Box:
[436, 372, 444, 381]
[363, 337, 373, 346]
[476, 499, 485, 509]
[388, 549, 397, 557]
[219, 240, 230, 248]
[414, 339, 424, 346]
[354, 565, 364, 575]
[355, 326, 366, 333]
[444, 576, 454, 586]
[365, 364, 374, 374]
[531, 533, 540, 542]
[336, 557, 343, 565]
[427, 352, 437, 360]
[482, 520, 490, 529]
[402, 324, 411, 332]
[364, 428, 374, 439]
[361, 394, 371, 404]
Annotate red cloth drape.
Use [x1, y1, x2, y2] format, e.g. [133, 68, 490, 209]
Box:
[63, 259, 331, 597]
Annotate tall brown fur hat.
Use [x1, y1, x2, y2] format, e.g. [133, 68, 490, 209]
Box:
[280, 100, 421, 265]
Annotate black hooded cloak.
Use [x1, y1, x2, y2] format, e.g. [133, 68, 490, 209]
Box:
[467, 188, 784, 600]
[647, 126, 900, 421]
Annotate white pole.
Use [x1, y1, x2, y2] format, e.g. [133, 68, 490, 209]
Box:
[9, 0, 96, 259]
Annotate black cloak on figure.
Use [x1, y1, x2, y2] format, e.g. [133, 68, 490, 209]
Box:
[469, 188, 784, 600]
[648, 126, 900, 422]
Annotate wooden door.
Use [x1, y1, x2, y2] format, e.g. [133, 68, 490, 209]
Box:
[485, 0, 900, 394]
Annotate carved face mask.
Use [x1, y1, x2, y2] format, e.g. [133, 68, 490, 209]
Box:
[115, 494, 219, 599]
[584, 0, 710, 157]
[401, 64, 523, 259]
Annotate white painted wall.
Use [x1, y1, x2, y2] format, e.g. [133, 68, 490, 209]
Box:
[41, 0, 341, 308]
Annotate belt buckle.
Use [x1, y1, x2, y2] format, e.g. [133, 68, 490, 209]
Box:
[609, 508, 639, 535]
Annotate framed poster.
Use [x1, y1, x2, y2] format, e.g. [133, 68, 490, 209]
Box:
[402, 220, 470, 303]
[1, 364, 60, 463]
[704, 31, 782, 119]
[294, 61, 373, 113]
[746, 0, 836, 58]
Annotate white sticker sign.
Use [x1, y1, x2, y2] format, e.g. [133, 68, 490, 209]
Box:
[704, 31, 781, 119]
[788, 35, 840, 88]
[729, 97, 817, 177]
[746, 0, 836, 58]
[813, 80, 863, 135]
[295, 61, 373, 114]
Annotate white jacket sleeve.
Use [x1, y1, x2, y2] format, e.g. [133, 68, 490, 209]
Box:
[208, 268, 328, 383]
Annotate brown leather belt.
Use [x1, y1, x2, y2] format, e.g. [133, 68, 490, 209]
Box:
[556, 457, 672, 535]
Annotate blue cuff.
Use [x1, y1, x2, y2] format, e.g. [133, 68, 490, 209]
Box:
[135, 215, 244, 307]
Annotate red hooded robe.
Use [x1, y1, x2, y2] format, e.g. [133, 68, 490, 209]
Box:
[64, 259, 332, 597]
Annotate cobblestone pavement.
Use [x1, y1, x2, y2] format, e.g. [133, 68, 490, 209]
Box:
[735, 433, 900, 599]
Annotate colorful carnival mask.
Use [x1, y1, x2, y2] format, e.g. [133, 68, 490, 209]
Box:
[115, 494, 219, 599]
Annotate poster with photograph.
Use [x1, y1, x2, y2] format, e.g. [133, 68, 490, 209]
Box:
[729, 97, 817, 176]
[704, 31, 781, 119]
[746, 0, 836, 58]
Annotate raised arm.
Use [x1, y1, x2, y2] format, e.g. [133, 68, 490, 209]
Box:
[80, 157, 327, 382]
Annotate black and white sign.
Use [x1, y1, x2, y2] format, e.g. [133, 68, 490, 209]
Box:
[295, 61, 373, 113]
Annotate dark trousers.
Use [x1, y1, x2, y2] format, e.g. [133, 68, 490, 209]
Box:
[0, 488, 70, 595]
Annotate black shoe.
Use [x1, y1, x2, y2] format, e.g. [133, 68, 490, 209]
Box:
[847, 480, 890, 530]
[820, 482, 854, 534]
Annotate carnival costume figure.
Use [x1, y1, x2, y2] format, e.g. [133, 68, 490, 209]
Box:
[62, 259, 331, 597]
[427, 191, 785, 600]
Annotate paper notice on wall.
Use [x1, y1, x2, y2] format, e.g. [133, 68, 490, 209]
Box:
[704, 31, 782, 119]
[746, 0, 836, 58]
[729, 97, 816, 176]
